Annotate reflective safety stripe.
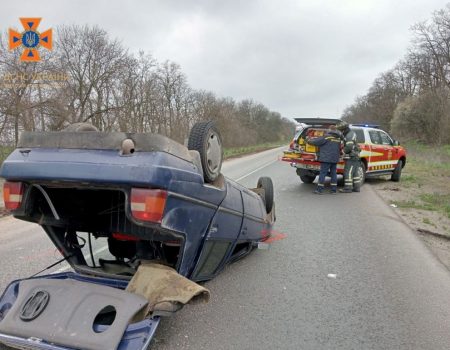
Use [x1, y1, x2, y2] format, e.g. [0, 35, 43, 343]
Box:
[369, 160, 398, 166]
[317, 183, 325, 187]
[330, 183, 337, 186]
[348, 166, 353, 180]
[346, 141, 354, 144]
[369, 163, 396, 171]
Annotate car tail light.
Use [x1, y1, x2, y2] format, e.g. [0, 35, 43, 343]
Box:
[130, 188, 167, 223]
[3, 181, 24, 210]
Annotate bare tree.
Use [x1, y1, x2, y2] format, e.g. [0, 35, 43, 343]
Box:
[0, 25, 294, 157]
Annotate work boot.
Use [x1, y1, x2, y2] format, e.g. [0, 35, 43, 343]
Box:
[313, 187, 324, 195]
[339, 187, 353, 193]
[352, 187, 360, 192]
[329, 185, 337, 194]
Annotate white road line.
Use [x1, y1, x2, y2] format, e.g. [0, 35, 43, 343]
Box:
[55, 245, 109, 273]
[235, 159, 278, 182]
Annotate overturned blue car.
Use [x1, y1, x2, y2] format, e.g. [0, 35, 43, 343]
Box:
[0, 121, 275, 350]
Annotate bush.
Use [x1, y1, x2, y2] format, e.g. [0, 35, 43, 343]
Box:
[391, 88, 450, 144]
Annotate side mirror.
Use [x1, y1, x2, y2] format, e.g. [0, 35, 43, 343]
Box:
[393, 140, 400, 146]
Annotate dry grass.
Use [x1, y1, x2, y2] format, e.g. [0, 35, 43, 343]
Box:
[373, 141, 450, 236]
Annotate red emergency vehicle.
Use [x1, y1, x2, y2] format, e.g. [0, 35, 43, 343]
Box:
[282, 118, 407, 184]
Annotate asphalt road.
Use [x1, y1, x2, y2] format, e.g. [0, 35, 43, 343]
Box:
[2, 147, 450, 349]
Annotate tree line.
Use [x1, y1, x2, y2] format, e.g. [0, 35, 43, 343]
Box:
[0, 25, 294, 149]
[342, 4, 450, 144]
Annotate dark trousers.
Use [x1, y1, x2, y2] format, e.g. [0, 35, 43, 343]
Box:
[343, 159, 361, 190]
[317, 162, 337, 190]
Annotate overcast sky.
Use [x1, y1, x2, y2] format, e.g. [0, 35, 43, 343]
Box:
[1, 0, 448, 120]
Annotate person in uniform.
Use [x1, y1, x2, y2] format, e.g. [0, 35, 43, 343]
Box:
[336, 121, 362, 193]
[306, 127, 342, 194]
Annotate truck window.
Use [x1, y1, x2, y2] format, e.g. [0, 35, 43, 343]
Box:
[369, 130, 382, 144]
[379, 131, 393, 145]
[353, 129, 365, 143]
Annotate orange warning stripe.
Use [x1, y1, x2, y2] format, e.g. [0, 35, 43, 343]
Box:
[369, 164, 393, 171]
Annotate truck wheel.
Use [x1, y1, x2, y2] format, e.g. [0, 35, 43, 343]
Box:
[257, 177, 274, 213]
[391, 160, 403, 182]
[63, 123, 99, 132]
[299, 174, 315, 183]
[188, 121, 223, 183]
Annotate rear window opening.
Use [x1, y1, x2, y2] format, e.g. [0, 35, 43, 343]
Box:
[296, 126, 365, 154]
[25, 186, 128, 231]
[23, 185, 183, 278]
[72, 231, 181, 276]
[296, 128, 327, 154]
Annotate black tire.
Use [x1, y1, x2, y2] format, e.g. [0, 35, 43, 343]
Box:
[63, 122, 98, 132]
[188, 121, 223, 183]
[391, 160, 403, 182]
[296, 168, 316, 183]
[358, 161, 366, 185]
[299, 174, 316, 183]
[257, 177, 274, 213]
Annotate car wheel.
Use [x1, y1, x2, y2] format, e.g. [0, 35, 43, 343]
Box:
[299, 174, 315, 183]
[63, 123, 99, 132]
[391, 160, 403, 182]
[357, 161, 366, 185]
[257, 177, 274, 213]
[296, 169, 316, 183]
[188, 121, 223, 183]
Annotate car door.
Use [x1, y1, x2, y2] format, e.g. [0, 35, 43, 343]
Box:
[368, 130, 385, 171]
[378, 130, 397, 170]
[190, 181, 244, 281]
[368, 130, 395, 171]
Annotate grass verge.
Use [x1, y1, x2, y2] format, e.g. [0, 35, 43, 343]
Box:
[388, 141, 450, 223]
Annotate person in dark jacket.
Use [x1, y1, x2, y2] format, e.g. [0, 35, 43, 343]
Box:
[306, 128, 342, 194]
[336, 121, 361, 193]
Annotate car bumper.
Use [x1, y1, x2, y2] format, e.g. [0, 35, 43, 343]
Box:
[0, 273, 160, 350]
[0, 318, 159, 350]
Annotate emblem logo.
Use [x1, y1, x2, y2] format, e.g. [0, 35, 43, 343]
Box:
[9, 18, 52, 62]
[20, 290, 50, 321]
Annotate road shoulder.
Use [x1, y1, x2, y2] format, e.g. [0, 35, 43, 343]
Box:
[369, 176, 450, 271]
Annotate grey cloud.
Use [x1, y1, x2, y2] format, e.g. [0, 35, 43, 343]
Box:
[0, 0, 448, 119]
